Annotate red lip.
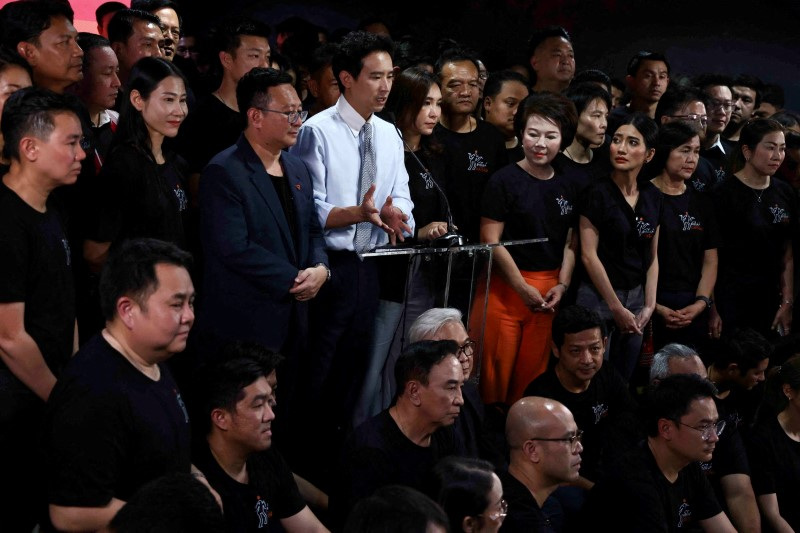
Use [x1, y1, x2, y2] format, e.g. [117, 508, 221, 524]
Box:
[615, 157, 628, 163]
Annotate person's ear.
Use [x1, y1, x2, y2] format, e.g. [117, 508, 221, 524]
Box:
[645, 147, 655, 163]
[130, 89, 145, 112]
[116, 296, 137, 328]
[340, 70, 354, 91]
[462, 515, 477, 533]
[551, 342, 561, 360]
[741, 144, 752, 163]
[211, 408, 230, 430]
[307, 77, 320, 98]
[408, 381, 422, 406]
[658, 417, 674, 439]
[17, 41, 38, 65]
[18, 137, 38, 162]
[219, 50, 233, 70]
[783, 383, 794, 401]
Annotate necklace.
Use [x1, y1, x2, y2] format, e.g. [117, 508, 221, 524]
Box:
[739, 174, 769, 203]
[564, 144, 590, 163]
[102, 328, 161, 380]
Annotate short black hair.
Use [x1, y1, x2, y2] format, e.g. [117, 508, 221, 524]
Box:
[130, 0, 181, 13]
[332, 30, 394, 93]
[433, 456, 496, 532]
[552, 305, 606, 348]
[210, 16, 270, 55]
[107, 9, 162, 45]
[514, 91, 578, 151]
[98, 238, 192, 321]
[626, 51, 670, 77]
[760, 83, 785, 108]
[395, 339, 459, 392]
[710, 327, 772, 374]
[730, 117, 786, 173]
[195, 350, 277, 436]
[527, 25, 571, 60]
[483, 70, 528, 100]
[650, 121, 699, 173]
[308, 43, 337, 78]
[109, 473, 226, 532]
[654, 85, 706, 123]
[692, 73, 733, 94]
[344, 485, 448, 533]
[77, 32, 112, 70]
[732, 74, 764, 109]
[1, 86, 83, 162]
[564, 81, 612, 116]
[573, 69, 612, 92]
[0, 0, 74, 51]
[642, 373, 718, 437]
[434, 45, 479, 82]
[236, 67, 293, 117]
[96, 1, 126, 27]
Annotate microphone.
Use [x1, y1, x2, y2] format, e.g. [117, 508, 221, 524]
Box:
[381, 111, 466, 247]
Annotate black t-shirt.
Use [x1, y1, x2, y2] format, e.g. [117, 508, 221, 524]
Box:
[700, 139, 734, 179]
[523, 364, 638, 481]
[193, 443, 306, 532]
[45, 334, 191, 507]
[88, 145, 188, 248]
[585, 441, 722, 532]
[747, 417, 800, 530]
[690, 155, 725, 194]
[0, 182, 74, 377]
[499, 469, 557, 533]
[579, 178, 662, 289]
[482, 163, 578, 271]
[712, 176, 797, 286]
[553, 148, 612, 198]
[174, 94, 245, 174]
[335, 409, 456, 522]
[434, 121, 508, 242]
[657, 186, 720, 293]
[406, 148, 449, 235]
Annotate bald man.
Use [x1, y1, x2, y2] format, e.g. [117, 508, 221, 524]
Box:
[499, 397, 583, 531]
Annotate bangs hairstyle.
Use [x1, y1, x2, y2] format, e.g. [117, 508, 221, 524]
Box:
[730, 117, 786, 173]
[650, 122, 700, 173]
[112, 56, 186, 159]
[385, 67, 438, 132]
[0, 0, 74, 49]
[211, 15, 270, 55]
[1, 86, 82, 162]
[641, 373, 718, 437]
[612, 112, 659, 150]
[552, 305, 606, 348]
[332, 30, 394, 93]
[514, 91, 578, 151]
[564, 82, 611, 116]
[626, 51, 670, 77]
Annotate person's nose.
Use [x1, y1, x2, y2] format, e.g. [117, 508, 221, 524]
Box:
[454, 387, 464, 406]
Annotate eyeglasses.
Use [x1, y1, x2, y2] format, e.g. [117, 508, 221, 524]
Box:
[529, 429, 584, 451]
[668, 114, 708, 126]
[457, 340, 476, 358]
[678, 420, 725, 441]
[478, 72, 488, 80]
[481, 499, 508, 522]
[258, 108, 308, 123]
[708, 100, 733, 112]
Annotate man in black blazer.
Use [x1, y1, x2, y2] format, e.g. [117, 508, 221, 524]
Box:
[193, 67, 328, 369]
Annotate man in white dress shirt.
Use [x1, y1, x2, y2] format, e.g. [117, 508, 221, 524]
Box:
[289, 30, 414, 486]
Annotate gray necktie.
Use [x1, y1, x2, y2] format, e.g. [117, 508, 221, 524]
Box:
[354, 122, 375, 253]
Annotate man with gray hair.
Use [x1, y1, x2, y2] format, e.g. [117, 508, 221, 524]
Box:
[648, 343, 760, 532]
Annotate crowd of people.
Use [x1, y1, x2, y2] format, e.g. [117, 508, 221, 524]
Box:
[2, 0, 800, 531]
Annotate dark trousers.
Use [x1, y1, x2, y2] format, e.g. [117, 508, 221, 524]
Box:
[289, 251, 379, 488]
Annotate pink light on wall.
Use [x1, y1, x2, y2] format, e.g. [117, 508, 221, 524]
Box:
[0, 0, 130, 34]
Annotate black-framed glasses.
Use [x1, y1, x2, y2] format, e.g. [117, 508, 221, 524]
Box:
[258, 108, 308, 123]
[668, 114, 708, 126]
[457, 340, 476, 358]
[529, 429, 584, 451]
[708, 100, 733, 112]
[678, 420, 725, 441]
[481, 499, 508, 522]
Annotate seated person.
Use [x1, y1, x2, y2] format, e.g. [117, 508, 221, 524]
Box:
[334, 340, 464, 526]
[192, 349, 328, 532]
[344, 485, 448, 533]
[500, 397, 583, 532]
[584, 374, 736, 532]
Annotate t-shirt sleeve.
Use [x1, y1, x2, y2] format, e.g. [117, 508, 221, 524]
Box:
[0, 213, 29, 303]
[578, 182, 605, 227]
[689, 465, 723, 521]
[701, 195, 721, 250]
[481, 171, 511, 221]
[747, 424, 777, 496]
[269, 450, 306, 520]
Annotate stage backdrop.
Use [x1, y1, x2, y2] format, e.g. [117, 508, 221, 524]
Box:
[0, 0, 128, 34]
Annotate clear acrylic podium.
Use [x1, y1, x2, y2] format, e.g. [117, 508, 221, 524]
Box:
[360, 238, 547, 382]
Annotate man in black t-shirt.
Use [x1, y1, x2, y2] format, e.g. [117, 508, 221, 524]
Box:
[585, 375, 735, 532]
[193, 351, 328, 532]
[0, 87, 84, 532]
[649, 343, 761, 532]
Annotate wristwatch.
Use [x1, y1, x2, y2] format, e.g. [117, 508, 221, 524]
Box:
[694, 295, 713, 309]
[314, 262, 331, 281]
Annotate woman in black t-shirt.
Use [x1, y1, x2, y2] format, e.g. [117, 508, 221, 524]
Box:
[84, 57, 189, 271]
[478, 92, 579, 405]
[713, 118, 795, 339]
[577, 114, 661, 382]
[650, 123, 719, 350]
[361, 68, 452, 419]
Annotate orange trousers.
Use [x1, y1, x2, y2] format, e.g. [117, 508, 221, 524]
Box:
[476, 269, 559, 405]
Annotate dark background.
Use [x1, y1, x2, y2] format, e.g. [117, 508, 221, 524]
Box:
[179, 0, 800, 109]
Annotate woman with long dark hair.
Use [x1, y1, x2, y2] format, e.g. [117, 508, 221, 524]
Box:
[84, 57, 189, 270]
[650, 122, 719, 350]
[577, 113, 661, 381]
[357, 67, 451, 421]
[712, 118, 795, 339]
